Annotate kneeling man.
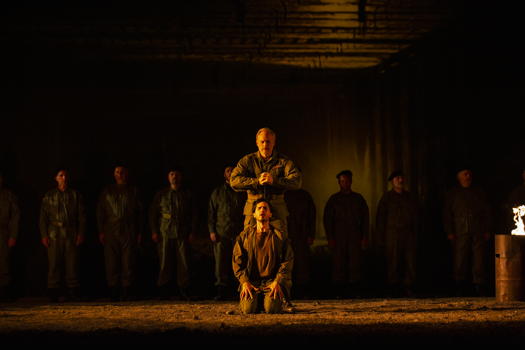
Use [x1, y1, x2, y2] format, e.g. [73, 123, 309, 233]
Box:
[232, 198, 294, 314]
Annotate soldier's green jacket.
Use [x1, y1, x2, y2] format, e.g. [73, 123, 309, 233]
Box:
[149, 187, 197, 239]
[323, 191, 369, 241]
[208, 182, 245, 240]
[230, 151, 302, 218]
[375, 190, 418, 245]
[443, 186, 492, 236]
[96, 184, 143, 237]
[39, 188, 86, 239]
[232, 225, 294, 294]
[0, 188, 20, 239]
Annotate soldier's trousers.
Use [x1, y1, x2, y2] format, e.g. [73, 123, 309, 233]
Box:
[104, 234, 137, 288]
[213, 237, 234, 287]
[157, 238, 190, 288]
[452, 232, 488, 285]
[385, 230, 416, 287]
[0, 235, 11, 287]
[47, 237, 79, 289]
[332, 234, 362, 285]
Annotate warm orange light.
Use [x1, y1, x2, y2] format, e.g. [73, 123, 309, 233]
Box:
[511, 205, 525, 235]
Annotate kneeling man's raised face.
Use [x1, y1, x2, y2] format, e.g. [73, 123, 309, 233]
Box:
[254, 201, 272, 222]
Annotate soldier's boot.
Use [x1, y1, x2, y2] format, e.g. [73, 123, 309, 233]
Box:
[48, 288, 60, 303]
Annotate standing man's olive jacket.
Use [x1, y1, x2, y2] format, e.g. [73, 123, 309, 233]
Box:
[232, 225, 294, 295]
[39, 188, 86, 240]
[230, 151, 302, 221]
[96, 184, 143, 238]
[149, 187, 197, 240]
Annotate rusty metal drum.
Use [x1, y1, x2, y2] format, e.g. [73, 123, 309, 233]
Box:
[495, 234, 525, 302]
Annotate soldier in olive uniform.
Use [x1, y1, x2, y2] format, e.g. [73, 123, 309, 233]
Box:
[97, 165, 143, 301]
[375, 170, 419, 297]
[232, 198, 294, 314]
[443, 167, 492, 296]
[284, 188, 316, 299]
[323, 170, 369, 299]
[0, 172, 20, 301]
[230, 127, 302, 233]
[208, 165, 245, 300]
[149, 167, 197, 300]
[39, 169, 86, 302]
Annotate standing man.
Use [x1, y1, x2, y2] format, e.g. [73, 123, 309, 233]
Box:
[284, 188, 316, 299]
[443, 167, 492, 297]
[323, 170, 369, 299]
[149, 167, 197, 300]
[97, 165, 143, 301]
[39, 168, 86, 302]
[208, 165, 246, 300]
[0, 172, 20, 301]
[230, 127, 302, 233]
[375, 170, 419, 297]
[232, 198, 294, 314]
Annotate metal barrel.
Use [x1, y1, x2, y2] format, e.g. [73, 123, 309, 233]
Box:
[495, 234, 525, 302]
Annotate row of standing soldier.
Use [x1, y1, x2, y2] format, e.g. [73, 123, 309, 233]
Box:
[1, 128, 525, 306]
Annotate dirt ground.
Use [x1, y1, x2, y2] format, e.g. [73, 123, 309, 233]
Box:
[1, 297, 525, 344]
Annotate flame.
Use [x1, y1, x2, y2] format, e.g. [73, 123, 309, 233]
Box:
[511, 205, 525, 235]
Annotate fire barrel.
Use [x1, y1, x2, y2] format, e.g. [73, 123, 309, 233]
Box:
[495, 234, 525, 302]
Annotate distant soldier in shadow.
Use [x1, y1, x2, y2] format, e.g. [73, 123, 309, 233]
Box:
[149, 167, 197, 301]
[443, 166, 492, 297]
[375, 170, 419, 298]
[39, 168, 86, 302]
[324, 170, 369, 299]
[97, 165, 143, 301]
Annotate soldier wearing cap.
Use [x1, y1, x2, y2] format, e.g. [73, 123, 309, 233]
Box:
[323, 169, 369, 298]
[39, 168, 86, 302]
[443, 166, 492, 296]
[375, 170, 419, 297]
[97, 164, 143, 301]
[0, 172, 20, 301]
[230, 127, 302, 234]
[149, 167, 197, 300]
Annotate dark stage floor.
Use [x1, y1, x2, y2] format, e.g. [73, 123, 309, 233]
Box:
[1, 297, 524, 344]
